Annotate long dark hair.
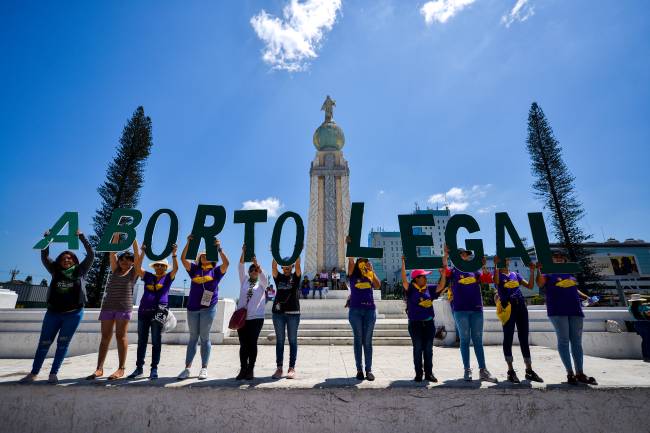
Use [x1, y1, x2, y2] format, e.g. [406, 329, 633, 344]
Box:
[54, 250, 80, 270]
[351, 258, 369, 279]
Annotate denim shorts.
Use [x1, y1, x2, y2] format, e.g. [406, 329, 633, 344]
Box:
[98, 310, 132, 321]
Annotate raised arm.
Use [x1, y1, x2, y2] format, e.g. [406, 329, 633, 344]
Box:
[77, 231, 95, 275]
[492, 256, 501, 285]
[109, 232, 120, 272]
[535, 263, 546, 289]
[435, 268, 447, 293]
[180, 234, 193, 272]
[133, 239, 145, 278]
[271, 257, 279, 279]
[238, 244, 247, 284]
[169, 244, 179, 280]
[295, 256, 302, 278]
[254, 256, 269, 288]
[40, 230, 55, 274]
[216, 239, 229, 274]
[368, 261, 381, 289]
[345, 236, 355, 276]
[401, 256, 409, 290]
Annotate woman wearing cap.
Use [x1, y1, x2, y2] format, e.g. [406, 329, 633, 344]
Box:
[20, 230, 94, 384]
[346, 240, 381, 381]
[537, 250, 597, 385]
[439, 246, 497, 382]
[493, 256, 543, 383]
[177, 235, 229, 380]
[127, 243, 179, 379]
[301, 276, 311, 299]
[236, 245, 269, 380]
[401, 257, 446, 382]
[629, 294, 650, 362]
[271, 256, 302, 379]
[87, 234, 142, 381]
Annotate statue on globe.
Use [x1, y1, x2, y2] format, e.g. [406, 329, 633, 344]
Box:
[321, 95, 336, 123]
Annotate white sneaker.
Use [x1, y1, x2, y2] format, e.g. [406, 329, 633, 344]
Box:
[198, 368, 208, 380]
[48, 374, 58, 384]
[480, 368, 498, 383]
[177, 368, 191, 380]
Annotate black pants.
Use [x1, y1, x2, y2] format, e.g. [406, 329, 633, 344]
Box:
[238, 318, 264, 370]
[408, 319, 435, 375]
[136, 313, 163, 369]
[502, 299, 531, 363]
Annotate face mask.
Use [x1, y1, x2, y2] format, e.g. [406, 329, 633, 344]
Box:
[61, 265, 77, 280]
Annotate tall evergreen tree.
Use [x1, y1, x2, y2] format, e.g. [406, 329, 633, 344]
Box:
[86, 106, 153, 306]
[525, 102, 600, 289]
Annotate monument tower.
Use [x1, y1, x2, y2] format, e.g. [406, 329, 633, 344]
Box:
[305, 96, 351, 278]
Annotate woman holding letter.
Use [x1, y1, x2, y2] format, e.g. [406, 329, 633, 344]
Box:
[177, 235, 229, 380]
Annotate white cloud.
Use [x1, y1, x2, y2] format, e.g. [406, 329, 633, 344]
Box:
[427, 184, 492, 212]
[420, 0, 476, 25]
[501, 0, 534, 28]
[241, 197, 284, 217]
[250, 0, 342, 72]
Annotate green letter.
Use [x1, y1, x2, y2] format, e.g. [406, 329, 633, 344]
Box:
[346, 202, 383, 259]
[33, 212, 79, 250]
[187, 205, 227, 261]
[444, 214, 484, 272]
[233, 210, 268, 262]
[398, 214, 442, 270]
[96, 209, 143, 251]
[143, 209, 179, 261]
[528, 212, 581, 273]
[271, 212, 305, 266]
[495, 212, 531, 268]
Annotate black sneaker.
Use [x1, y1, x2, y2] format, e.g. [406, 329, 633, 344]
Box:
[236, 368, 247, 381]
[525, 369, 543, 383]
[127, 368, 144, 379]
[355, 371, 365, 380]
[365, 371, 375, 381]
[414, 373, 423, 382]
[575, 373, 597, 385]
[245, 368, 255, 380]
[507, 370, 520, 384]
[425, 373, 438, 383]
[567, 373, 578, 385]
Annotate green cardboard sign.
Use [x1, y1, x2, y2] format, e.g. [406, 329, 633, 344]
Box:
[33, 212, 80, 250]
[271, 211, 305, 266]
[398, 213, 443, 270]
[96, 209, 143, 252]
[187, 205, 227, 262]
[143, 209, 179, 261]
[233, 209, 268, 262]
[346, 202, 383, 259]
[444, 214, 485, 272]
[528, 212, 581, 273]
[495, 212, 532, 268]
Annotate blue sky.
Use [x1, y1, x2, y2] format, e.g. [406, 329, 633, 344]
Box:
[1, 0, 649, 298]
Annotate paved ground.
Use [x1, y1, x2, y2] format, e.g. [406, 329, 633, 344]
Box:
[1, 344, 649, 389]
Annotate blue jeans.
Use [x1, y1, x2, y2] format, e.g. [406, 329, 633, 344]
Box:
[136, 312, 163, 369]
[272, 313, 300, 368]
[549, 315, 584, 373]
[348, 308, 376, 372]
[453, 310, 486, 370]
[31, 309, 84, 375]
[408, 319, 435, 375]
[185, 306, 217, 367]
[634, 321, 650, 359]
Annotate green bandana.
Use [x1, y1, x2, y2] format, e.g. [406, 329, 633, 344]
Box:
[61, 265, 77, 280]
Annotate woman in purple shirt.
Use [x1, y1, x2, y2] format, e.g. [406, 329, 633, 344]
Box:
[439, 246, 497, 383]
[493, 256, 543, 384]
[536, 249, 597, 385]
[401, 257, 445, 382]
[127, 243, 179, 380]
[177, 235, 229, 381]
[346, 245, 381, 381]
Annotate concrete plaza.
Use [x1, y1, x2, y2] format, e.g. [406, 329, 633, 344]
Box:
[1, 344, 649, 433]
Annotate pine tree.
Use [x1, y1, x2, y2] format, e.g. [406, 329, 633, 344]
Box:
[86, 107, 153, 306]
[525, 102, 600, 289]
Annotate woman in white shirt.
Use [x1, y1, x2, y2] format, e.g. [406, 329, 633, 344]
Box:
[236, 244, 269, 380]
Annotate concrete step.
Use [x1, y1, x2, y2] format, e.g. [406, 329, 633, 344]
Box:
[264, 329, 410, 338]
[222, 336, 413, 346]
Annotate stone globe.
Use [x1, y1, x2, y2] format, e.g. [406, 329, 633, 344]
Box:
[313, 121, 345, 151]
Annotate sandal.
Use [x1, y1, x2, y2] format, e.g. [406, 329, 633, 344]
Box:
[86, 369, 104, 380]
[575, 373, 597, 385]
[567, 373, 578, 385]
[108, 368, 125, 381]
